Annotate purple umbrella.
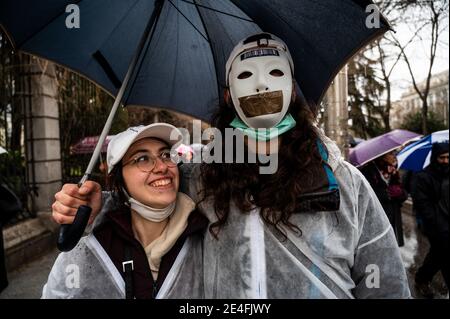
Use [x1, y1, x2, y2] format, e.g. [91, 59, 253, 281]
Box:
[349, 129, 421, 167]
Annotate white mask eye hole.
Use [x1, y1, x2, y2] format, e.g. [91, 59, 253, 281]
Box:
[269, 69, 284, 77]
[237, 71, 253, 79]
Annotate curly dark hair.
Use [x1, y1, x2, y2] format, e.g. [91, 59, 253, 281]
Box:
[199, 95, 327, 238]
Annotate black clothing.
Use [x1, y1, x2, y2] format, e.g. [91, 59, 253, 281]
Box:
[94, 204, 208, 299]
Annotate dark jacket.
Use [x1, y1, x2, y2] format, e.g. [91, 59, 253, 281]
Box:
[93, 204, 208, 299]
[412, 165, 449, 239]
[388, 172, 408, 246]
[360, 162, 392, 218]
[439, 178, 449, 223]
[0, 224, 7, 292]
[0, 183, 22, 293]
[360, 163, 407, 246]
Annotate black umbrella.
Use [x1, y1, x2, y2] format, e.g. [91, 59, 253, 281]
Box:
[1, 0, 390, 117]
[0, 0, 390, 251]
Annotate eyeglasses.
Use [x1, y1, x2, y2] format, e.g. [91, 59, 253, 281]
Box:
[122, 150, 178, 173]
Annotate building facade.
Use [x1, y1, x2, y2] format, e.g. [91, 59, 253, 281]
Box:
[391, 70, 449, 128]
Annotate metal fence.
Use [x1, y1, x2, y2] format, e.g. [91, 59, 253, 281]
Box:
[1, 31, 131, 228]
[56, 66, 129, 189]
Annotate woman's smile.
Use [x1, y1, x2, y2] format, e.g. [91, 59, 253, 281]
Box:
[148, 177, 174, 189]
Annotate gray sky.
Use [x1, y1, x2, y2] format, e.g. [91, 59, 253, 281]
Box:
[385, 6, 449, 100]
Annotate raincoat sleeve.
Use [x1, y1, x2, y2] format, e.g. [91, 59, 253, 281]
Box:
[42, 236, 125, 299]
[344, 162, 411, 299]
[41, 252, 72, 298]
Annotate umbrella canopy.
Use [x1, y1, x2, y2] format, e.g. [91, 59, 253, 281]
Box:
[349, 129, 421, 167]
[1, 0, 391, 252]
[0, 146, 7, 155]
[397, 129, 449, 172]
[0, 0, 390, 120]
[70, 135, 114, 155]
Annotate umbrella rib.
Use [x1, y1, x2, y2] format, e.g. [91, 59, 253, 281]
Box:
[93, 51, 122, 89]
[192, 0, 222, 104]
[123, 1, 165, 106]
[180, 0, 254, 23]
[167, 0, 209, 42]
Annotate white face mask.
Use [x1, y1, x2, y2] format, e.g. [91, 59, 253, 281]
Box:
[123, 188, 176, 222]
[128, 198, 175, 222]
[229, 49, 293, 129]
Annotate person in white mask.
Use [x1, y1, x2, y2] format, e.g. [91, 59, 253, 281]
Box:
[43, 123, 207, 299]
[226, 33, 294, 130]
[197, 33, 410, 299]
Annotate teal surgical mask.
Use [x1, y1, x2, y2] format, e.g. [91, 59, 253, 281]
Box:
[230, 113, 296, 141]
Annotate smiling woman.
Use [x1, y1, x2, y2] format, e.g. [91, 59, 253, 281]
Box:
[42, 123, 208, 299]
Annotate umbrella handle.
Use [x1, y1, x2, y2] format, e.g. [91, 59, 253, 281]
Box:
[56, 205, 92, 252]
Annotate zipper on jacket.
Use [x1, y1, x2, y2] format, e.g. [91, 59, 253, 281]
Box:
[152, 281, 158, 299]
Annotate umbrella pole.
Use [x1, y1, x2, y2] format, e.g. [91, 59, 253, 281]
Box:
[57, 0, 165, 252]
[79, 0, 164, 186]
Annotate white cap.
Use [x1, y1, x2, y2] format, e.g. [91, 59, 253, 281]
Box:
[225, 33, 294, 86]
[106, 123, 183, 173]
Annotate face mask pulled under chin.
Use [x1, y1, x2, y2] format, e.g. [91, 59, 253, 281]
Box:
[122, 188, 176, 222]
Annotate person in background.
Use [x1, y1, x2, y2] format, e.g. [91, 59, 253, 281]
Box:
[412, 142, 449, 298]
[401, 169, 422, 232]
[360, 152, 407, 246]
[0, 175, 23, 293]
[388, 168, 408, 246]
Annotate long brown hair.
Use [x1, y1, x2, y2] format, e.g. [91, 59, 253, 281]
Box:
[199, 95, 326, 238]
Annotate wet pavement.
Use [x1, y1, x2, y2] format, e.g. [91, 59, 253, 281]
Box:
[0, 247, 58, 299]
[0, 201, 448, 299]
[399, 201, 448, 299]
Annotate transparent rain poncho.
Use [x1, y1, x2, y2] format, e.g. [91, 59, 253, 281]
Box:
[43, 135, 410, 299]
[184, 134, 411, 299]
[42, 232, 204, 299]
